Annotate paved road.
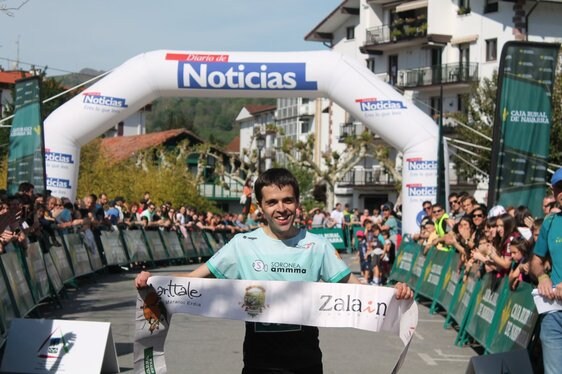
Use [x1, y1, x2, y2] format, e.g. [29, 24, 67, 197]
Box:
[34, 254, 478, 373]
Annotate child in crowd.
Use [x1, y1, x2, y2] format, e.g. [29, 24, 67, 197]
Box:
[356, 230, 371, 284]
[368, 229, 386, 286]
[508, 237, 533, 290]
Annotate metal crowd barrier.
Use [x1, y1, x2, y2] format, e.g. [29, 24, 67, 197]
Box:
[0, 226, 229, 347]
[388, 239, 539, 355]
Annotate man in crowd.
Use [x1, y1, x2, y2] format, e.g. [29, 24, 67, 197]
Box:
[135, 168, 412, 374]
[448, 192, 464, 223]
[330, 203, 344, 228]
[532, 168, 562, 374]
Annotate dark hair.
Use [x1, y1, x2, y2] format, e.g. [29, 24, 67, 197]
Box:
[510, 237, 532, 263]
[514, 205, 532, 227]
[254, 168, 299, 205]
[496, 212, 517, 244]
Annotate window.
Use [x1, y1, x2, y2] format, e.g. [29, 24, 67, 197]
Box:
[457, 0, 471, 15]
[486, 38, 497, 61]
[346, 26, 355, 40]
[484, 0, 498, 13]
[117, 121, 124, 136]
[366, 58, 376, 73]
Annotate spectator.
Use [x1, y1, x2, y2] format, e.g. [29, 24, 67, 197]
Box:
[330, 203, 344, 228]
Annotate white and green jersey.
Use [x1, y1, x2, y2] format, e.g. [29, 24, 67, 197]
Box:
[207, 227, 350, 283]
[206, 227, 351, 370]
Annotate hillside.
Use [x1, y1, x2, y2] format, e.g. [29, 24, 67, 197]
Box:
[53, 70, 275, 146]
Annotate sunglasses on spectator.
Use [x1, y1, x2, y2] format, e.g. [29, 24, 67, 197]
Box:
[473, 213, 484, 218]
[423, 206, 431, 210]
[449, 200, 458, 205]
[432, 209, 442, 213]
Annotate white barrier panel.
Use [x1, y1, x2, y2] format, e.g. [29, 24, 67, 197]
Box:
[44, 50, 438, 234]
[134, 276, 418, 373]
[0, 318, 119, 374]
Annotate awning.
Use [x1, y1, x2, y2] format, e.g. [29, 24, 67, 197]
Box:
[395, 0, 428, 13]
[450, 34, 479, 45]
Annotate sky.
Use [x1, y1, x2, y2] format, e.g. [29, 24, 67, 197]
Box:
[0, 0, 341, 76]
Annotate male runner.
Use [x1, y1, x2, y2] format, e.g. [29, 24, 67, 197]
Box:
[135, 168, 412, 374]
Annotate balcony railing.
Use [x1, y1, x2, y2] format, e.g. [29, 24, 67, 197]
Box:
[365, 18, 427, 46]
[339, 122, 368, 142]
[397, 62, 479, 88]
[197, 177, 243, 200]
[340, 167, 395, 186]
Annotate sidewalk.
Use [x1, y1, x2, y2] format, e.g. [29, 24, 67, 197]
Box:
[33, 254, 478, 373]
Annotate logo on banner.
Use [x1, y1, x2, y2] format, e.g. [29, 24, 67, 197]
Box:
[318, 294, 388, 315]
[10, 125, 40, 137]
[406, 184, 437, 197]
[356, 98, 407, 112]
[45, 152, 74, 164]
[82, 92, 128, 108]
[176, 60, 318, 90]
[241, 285, 268, 317]
[46, 178, 72, 189]
[406, 158, 437, 171]
[37, 327, 72, 359]
[141, 288, 169, 334]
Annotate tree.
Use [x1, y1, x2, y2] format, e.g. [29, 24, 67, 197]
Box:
[0, 0, 28, 16]
[276, 130, 398, 210]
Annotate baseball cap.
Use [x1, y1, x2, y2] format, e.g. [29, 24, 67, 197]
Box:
[487, 205, 506, 218]
[551, 168, 562, 186]
[356, 230, 365, 237]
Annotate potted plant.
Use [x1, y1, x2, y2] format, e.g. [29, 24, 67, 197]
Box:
[457, 6, 471, 15]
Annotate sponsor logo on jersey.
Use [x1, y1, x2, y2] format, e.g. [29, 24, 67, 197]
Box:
[356, 97, 407, 112]
[46, 178, 72, 189]
[406, 184, 437, 197]
[406, 158, 437, 171]
[45, 152, 74, 164]
[177, 61, 318, 91]
[82, 92, 128, 108]
[252, 260, 267, 272]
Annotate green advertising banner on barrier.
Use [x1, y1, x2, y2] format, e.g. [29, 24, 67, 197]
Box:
[436, 253, 462, 313]
[63, 233, 93, 277]
[0, 252, 35, 317]
[100, 231, 129, 266]
[190, 230, 214, 257]
[24, 243, 50, 303]
[49, 246, 74, 284]
[464, 274, 506, 347]
[44, 252, 64, 294]
[416, 249, 453, 308]
[447, 264, 481, 331]
[122, 230, 153, 262]
[203, 231, 221, 253]
[388, 241, 421, 284]
[486, 281, 539, 354]
[0, 266, 17, 333]
[309, 227, 347, 251]
[7, 76, 46, 196]
[160, 231, 185, 259]
[144, 230, 169, 261]
[82, 229, 104, 271]
[181, 232, 199, 259]
[408, 248, 431, 290]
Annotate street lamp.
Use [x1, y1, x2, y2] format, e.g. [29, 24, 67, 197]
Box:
[256, 134, 266, 175]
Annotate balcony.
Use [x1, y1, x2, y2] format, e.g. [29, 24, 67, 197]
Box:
[339, 167, 395, 187]
[362, 15, 435, 53]
[396, 62, 479, 89]
[339, 122, 368, 142]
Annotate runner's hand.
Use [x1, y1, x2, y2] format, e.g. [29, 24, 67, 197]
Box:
[135, 271, 152, 289]
[394, 282, 413, 300]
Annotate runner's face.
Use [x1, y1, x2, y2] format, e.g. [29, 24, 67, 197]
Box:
[258, 184, 299, 240]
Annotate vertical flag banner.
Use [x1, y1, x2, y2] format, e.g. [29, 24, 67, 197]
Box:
[7, 76, 46, 196]
[488, 41, 560, 217]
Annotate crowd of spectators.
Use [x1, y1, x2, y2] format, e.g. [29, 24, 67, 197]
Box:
[410, 191, 551, 291]
[0, 183, 261, 255]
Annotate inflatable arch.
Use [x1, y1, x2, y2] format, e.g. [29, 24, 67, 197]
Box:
[44, 50, 438, 234]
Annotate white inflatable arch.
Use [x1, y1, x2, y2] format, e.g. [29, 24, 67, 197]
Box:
[44, 50, 438, 233]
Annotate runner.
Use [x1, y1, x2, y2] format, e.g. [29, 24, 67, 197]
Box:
[135, 168, 412, 374]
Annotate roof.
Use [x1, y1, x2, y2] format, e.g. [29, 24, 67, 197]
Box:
[244, 104, 276, 115]
[100, 128, 206, 163]
[0, 70, 33, 85]
[304, 0, 359, 42]
[224, 135, 240, 154]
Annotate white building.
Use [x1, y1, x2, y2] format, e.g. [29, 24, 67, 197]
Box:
[300, 0, 562, 209]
